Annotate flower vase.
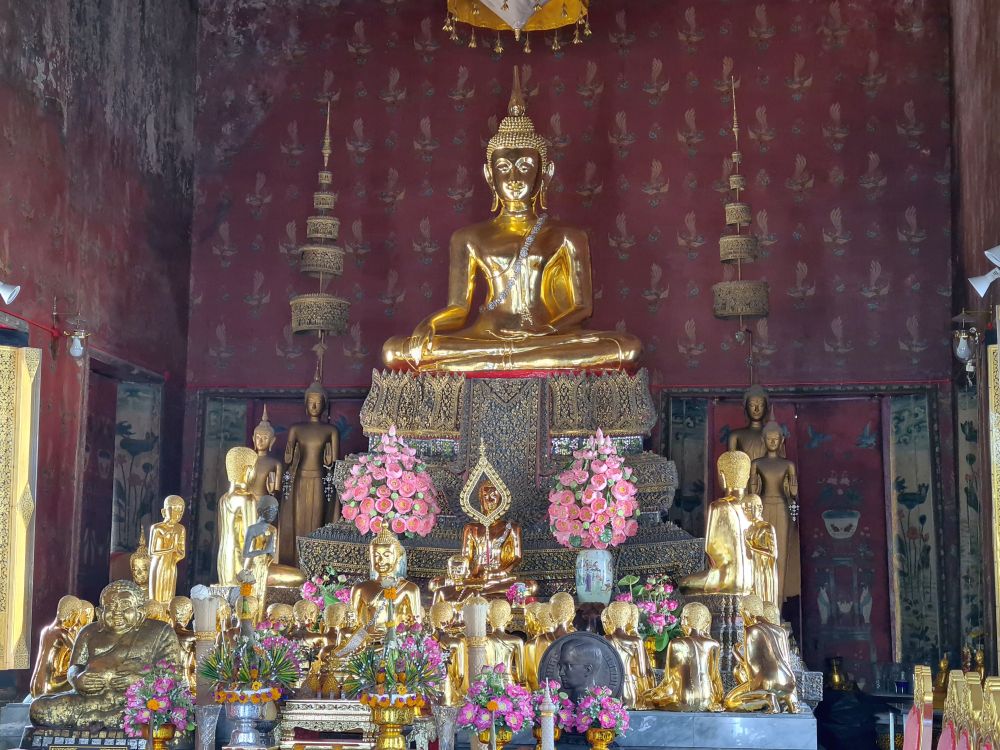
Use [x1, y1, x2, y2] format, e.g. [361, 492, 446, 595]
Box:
[369, 704, 416, 750]
[432, 705, 459, 750]
[194, 705, 222, 750]
[226, 697, 265, 748]
[533, 725, 561, 750]
[586, 727, 617, 750]
[142, 724, 176, 750]
[478, 728, 514, 750]
[643, 636, 667, 670]
[575, 549, 614, 604]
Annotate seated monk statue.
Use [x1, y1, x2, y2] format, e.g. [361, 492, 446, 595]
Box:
[349, 527, 423, 643]
[381, 69, 641, 373]
[460, 481, 537, 599]
[643, 602, 724, 712]
[30, 580, 184, 729]
[680, 451, 755, 596]
[30, 596, 82, 698]
[724, 594, 798, 713]
[430, 555, 480, 613]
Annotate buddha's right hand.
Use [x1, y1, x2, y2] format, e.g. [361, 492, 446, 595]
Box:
[409, 323, 435, 359]
[75, 672, 108, 693]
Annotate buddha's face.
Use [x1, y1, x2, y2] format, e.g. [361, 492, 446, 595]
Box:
[132, 557, 150, 585]
[447, 556, 469, 581]
[373, 543, 399, 577]
[253, 429, 274, 452]
[489, 147, 542, 204]
[101, 590, 145, 634]
[171, 602, 193, 627]
[306, 392, 325, 418]
[479, 483, 502, 515]
[764, 431, 782, 452]
[259, 503, 278, 524]
[746, 396, 767, 421]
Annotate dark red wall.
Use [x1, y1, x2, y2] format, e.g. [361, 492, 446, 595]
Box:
[0, 0, 196, 668]
[187, 0, 952, 391]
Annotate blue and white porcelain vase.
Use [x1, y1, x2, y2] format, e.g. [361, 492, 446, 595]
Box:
[575, 548, 614, 604]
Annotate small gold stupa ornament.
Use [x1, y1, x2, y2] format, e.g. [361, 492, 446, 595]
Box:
[712, 79, 770, 324]
[444, 0, 590, 53]
[290, 103, 350, 371]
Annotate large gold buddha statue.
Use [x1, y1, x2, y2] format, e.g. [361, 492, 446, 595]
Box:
[382, 70, 641, 372]
[30, 580, 184, 729]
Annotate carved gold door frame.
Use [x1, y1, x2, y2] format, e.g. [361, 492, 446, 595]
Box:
[988, 343, 1000, 663]
[0, 346, 40, 669]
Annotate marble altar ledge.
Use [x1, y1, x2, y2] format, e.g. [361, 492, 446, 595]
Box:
[459, 710, 817, 750]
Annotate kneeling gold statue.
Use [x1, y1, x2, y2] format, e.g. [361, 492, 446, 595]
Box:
[30, 580, 184, 729]
[643, 602, 723, 712]
[724, 594, 798, 713]
[382, 70, 640, 373]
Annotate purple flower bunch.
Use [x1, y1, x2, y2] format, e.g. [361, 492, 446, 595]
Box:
[123, 660, 195, 738]
[301, 566, 352, 609]
[506, 582, 529, 606]
[397, 622, 446, 676]
[531, 680, 576, 731]
[571, 686, 629, 735]
[458, 664, 534, 734]
[616, 573, 682, 647]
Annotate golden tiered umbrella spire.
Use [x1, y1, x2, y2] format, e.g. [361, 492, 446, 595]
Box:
[444, 0, 590, 53]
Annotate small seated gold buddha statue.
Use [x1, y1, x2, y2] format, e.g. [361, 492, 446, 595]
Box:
[724, 594, 798, 713]
[460, 481, 537, 599]
[430, 601, 468, 706]
[643, 602, 724, 712]
[486, 599, 525, 686]
[602, 602, 654, 709]
[381, 70, 641, 373]
[349, 528, 423, 642]
[430, 555, 480, 612]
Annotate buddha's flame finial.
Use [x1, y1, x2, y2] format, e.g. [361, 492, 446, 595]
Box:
[321, 100, 332, 169]
[509, 67, 526, 117]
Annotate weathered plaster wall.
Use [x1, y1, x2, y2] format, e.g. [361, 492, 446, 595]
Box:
[0, 0, 196, 667]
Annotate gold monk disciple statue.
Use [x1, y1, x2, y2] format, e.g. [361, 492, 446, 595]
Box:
[169, 596, 197, 690]
[30, 580, 184, 729]
[148, 495, 186, 604]
[601, 602, 653, 709]
[724, 594, 798, 713]
[524, 603, 556, 690]
[349, 528, 423, 641]
[461, 481, 536, 598]
[217, 446, 258, 586]
[250, 407, 283, 502]
[643, 602, 724, 712]
[728, 385, 773, 462]
[242, 496, 280, 623]
[430, 601, 468, 706]
[750, 422, 800, 602]
[550, 592, 577, 637]
[680, 451, 755, 596]
[743, 494, 780, 607]
[486, 600, 525, 685]
[30, 596, 81, 698]
[283, 380, 339, 547]
[381, 70, 641, 372]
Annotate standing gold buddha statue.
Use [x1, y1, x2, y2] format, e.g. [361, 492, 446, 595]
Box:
[724, 594, 798, 713]
[348, 528, 423, 641]
[148, 495, 186, 605]
[217, 446, 258, 586]
[743, 494, 779, 607]
[486, 599, 525, 685]
[750, 422, 800, 603]
[381, 69, 641, 372]
[680, 451, 755, 596]
[643, 602, 724, 712]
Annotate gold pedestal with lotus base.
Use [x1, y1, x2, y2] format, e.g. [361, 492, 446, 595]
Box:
[478, 728, 513, 750]
[369, 705, 416, 750]
[143, 724, 176, 750]
[585, 728, 617, 750]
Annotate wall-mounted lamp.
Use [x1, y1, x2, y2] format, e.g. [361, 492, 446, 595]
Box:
[0, 282, 19, 305]
[952, 309, 987, 383]
[52, 299, 90, 360]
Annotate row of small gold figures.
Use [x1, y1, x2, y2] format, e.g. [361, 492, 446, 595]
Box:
[930, 665, 1000, 750]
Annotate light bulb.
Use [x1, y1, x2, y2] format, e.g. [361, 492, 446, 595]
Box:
[953, 329, 977, 365]
[68, 334, 85, 359]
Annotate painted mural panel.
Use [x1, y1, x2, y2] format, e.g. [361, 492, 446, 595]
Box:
[665, 398, 708, 537]
[111, 383, 162, 554]
[956, 386, 984, 642]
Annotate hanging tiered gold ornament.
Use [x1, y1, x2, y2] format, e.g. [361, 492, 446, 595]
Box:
[444, 0, 590, 53]
[712, 79, 769, 322]
[290, 104, 350, 375]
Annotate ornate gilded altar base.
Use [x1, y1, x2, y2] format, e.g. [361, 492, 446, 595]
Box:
[276, 700, 435, 750]
[683, 593, 822, 705]
[299, 369, 703, 593]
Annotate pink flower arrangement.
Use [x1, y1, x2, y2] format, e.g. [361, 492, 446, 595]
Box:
[301, 566, 353, 608]
[616, 573, 682, 649]
[458, 664, 534, 734]
[548, 429, 640, 550]
[506, 582, 529, 607]
[570, 686, 629, 735]
[532, 680, 576, 731]
[123, 660, 196, 738]
[341, 426, 441, 538]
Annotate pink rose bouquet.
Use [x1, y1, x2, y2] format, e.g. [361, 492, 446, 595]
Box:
[458, 664, 533, 735]
[340, 425, 441, 537]
[571, 686, 629, 735]
[532, 680, 576, 731]
[301, 565, 353, 608]
[123, 660, 196, 738]
[548, 429, 640, 550]
[616, 573, 682, 650]
[506, 582, 529, 607]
